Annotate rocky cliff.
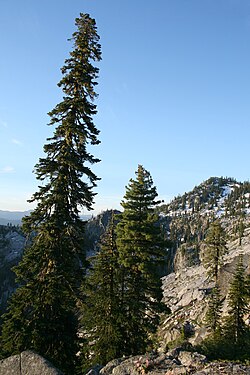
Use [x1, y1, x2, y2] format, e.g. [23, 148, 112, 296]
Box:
[0, 225, 25, 313]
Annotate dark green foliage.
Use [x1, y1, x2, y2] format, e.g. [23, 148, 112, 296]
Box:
[197, 334, 236, 361]
[81, 212, 123, 367]
[199, 324, 250, 362]
[116, 165, 168, 356]
[198, 255, 250, 361]
[0, 13, 101, 374]
[203, 220, 228, 284]
[206, 285, 223, 335]
[223, 255, 249, 345]
[1, 282, 79, 368]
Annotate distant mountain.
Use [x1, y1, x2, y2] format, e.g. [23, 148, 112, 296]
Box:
[0, 210, 31, 220]
[0, 210, 92, 225]
[0, 210, 32, 225]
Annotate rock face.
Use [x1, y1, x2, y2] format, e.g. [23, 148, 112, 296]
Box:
[0, 351, 63, 375]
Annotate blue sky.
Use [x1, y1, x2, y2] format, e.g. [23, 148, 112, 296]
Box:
[0, 0, 250, 215]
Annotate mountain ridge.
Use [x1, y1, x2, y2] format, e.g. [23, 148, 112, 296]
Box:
[158, 176, 250, 218]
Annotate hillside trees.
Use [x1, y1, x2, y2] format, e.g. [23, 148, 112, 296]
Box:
[201, 255, 250, 360]
[115, 165, 168, 355]
[0, 13, 101, 373]
[223, 255, 249, 347]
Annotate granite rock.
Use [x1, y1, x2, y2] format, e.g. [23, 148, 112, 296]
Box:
[0, 351, 63, 375]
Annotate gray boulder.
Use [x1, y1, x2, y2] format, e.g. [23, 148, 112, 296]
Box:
[0, 351, 63, 375]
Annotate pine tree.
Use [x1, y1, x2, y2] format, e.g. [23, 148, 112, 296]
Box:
[203, 219, 228, 284]
[116, 165, 168, 356]
[0, 13, 101, 373]
[81, 212, 123, 367]
[206, 285, 223, 335]
[223, 255, 249, 346]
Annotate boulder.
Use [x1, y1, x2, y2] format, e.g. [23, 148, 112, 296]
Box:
[100, 358, 125, 375]
[0, 351, 63, 375]
[100, 356, 143, 375]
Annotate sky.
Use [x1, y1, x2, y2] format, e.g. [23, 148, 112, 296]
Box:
[0, 0, 250, 215]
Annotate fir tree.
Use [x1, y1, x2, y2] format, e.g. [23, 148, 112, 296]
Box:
[81, 212, 123, 367]
[116, 165, 168, 356]
[203, 219, 228, 284]
[0, 13, 101, 373]
[223, 255, 249, 346]
[206, 285, 223, 335]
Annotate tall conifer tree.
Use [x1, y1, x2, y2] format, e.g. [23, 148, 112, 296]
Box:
[0, 13, 101, 373]
[116, 165, 167, 355]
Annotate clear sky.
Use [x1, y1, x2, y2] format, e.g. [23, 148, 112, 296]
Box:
[0, 0, 250, 215]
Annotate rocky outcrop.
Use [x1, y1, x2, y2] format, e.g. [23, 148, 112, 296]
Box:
[99, 349, 250, 375]
[0, 351, 63, 375]
[98, 348, 250, 375]
[99, 350, 206, 375]
[5, 350, 247, 375]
